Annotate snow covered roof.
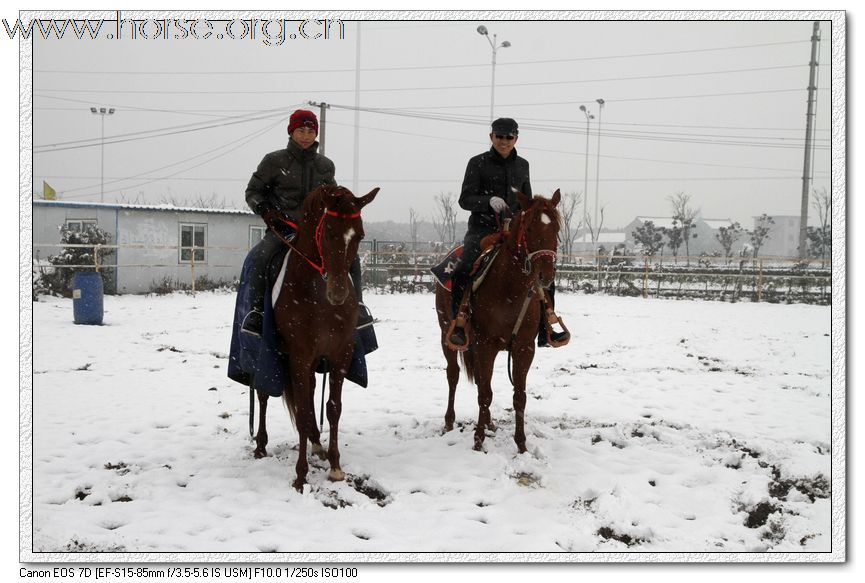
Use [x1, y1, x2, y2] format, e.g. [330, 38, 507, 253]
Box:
[635, 216, 676, 229]
[573, 232, 627, 244]
[702, 219, 736, 230]
[33, 199, 254, 216]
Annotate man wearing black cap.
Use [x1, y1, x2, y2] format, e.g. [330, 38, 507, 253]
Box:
[448, 118, 565, 348]
[240, 109, 371, 337]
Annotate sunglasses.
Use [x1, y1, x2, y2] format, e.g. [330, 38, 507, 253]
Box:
[494, 134, 516, 141]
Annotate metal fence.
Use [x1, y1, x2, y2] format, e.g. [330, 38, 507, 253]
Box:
[34, 240, 832, 304]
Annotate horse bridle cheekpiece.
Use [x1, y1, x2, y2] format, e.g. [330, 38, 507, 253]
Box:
[514, 203, 557, 276]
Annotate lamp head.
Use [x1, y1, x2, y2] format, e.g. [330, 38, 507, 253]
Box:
[597, 98, 605, 106]
[90, 107, 97, 114]
[477, 25, 488, 35]
[579, 105, 586, 112]
[501, 40, 511, 48]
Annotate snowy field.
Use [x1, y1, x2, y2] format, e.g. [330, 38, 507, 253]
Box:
[28, 291, 832, 556]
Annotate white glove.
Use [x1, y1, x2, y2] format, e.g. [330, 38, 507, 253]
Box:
[489, 196, 508, 213]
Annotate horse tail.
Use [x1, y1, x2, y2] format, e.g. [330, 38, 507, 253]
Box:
[282, 387, 298, 430]
[459, 348, 475, 385]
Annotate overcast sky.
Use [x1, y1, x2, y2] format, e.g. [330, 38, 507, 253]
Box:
[31, 15, 834, 230]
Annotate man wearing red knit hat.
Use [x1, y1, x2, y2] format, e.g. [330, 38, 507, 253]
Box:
[240, 108, 370, 336]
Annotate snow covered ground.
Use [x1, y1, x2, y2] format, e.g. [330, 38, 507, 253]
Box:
[27, 291, 832, 556]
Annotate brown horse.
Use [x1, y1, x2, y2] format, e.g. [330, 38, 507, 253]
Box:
[252, 184, 379, 491]
[435, 189, 562, 453]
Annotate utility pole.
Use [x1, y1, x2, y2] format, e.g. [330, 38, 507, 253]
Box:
[308, 101, 331, 155]
[353, 22, 361, 195]
[798, 21, 820, 259]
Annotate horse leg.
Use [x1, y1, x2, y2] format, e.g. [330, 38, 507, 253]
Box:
[511, 343, 536, 454]
[472, 347, 496, 451]
[442, 338, 460, 433]
[307, 371, 327, 460]
[289, 368, 315, 492]
[325, 366, 347, 482]
[253, 390, 269, 458]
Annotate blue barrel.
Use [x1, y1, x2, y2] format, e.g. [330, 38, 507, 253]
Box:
[72, 271, 104, 325]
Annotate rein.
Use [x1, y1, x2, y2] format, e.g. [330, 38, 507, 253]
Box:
[271, 207, 362, 280]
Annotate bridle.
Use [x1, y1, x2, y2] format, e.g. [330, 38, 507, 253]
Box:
[272, 206, 362, 280]
[511, 204, 558, 276]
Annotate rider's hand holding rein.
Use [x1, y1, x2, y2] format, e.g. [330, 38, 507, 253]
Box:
[489, 196, 508, 214]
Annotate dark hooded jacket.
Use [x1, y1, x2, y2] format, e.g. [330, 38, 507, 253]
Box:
[245, 139, 336, 223]
[459, 146, 532, 232]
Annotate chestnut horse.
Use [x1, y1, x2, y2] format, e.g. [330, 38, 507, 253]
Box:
[435, 189, 562, 453]
[252, 184, 379, 491]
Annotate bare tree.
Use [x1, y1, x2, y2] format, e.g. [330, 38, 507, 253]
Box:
[558, 190, 582, 263]
[668, 191, 699, 265]
[584, 205, 606, 260]
[748, 214, 775, 258]
[408, 207, 419, 253]
[431, 192, 458, 244]
[808, 187, 831, 267]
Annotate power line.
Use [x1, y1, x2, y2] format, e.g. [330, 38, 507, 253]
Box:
[34, 63, 816, 97]
[32, 38, 815, 76]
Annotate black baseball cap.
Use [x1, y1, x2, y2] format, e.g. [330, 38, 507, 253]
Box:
[491, 117, 519, 136]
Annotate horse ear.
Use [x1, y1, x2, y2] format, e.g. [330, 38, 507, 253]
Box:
[515, 188, 532, 210]
[551, 189, 561, 207]
[356, 187, 380, 209]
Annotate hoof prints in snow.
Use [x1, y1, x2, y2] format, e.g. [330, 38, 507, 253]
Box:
[346, 474, 390, 506]
[597, 526, 648, 547]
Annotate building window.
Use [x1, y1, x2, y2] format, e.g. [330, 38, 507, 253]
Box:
[179, 223, 207, 263]
[65, 219, 97, 232]
[249, 225, 266, 249]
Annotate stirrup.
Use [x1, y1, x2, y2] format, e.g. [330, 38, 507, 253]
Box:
[445, 313, 470, 352]
[543, 308, 570, 348]
[240, 309, 264, 338]
[357, 303, 374, 329]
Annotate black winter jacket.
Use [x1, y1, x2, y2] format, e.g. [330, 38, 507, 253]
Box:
[245, 139, 336, 223]
[459, 146, 532, 232]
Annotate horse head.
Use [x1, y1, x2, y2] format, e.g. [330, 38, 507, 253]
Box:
[513, 188, 561, 289]
[311, 185, 379, 305]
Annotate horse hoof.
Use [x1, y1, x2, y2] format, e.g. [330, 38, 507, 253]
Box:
[328, 468, 346, 482]
[253, 448, 267, 459]
[292, 478, 305, 492]
[473, 439, 484, 452]
[443, 423, 453, 434]
[517, 444, 527, 454]
[311, 444, 328, 460]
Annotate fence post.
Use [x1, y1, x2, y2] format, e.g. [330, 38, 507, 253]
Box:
[757, 259, 763, 302]
[94, 244, 101, 273]
[372, 239, 378, 289]
[190, 247, 196, 294]
[643, 256, 648, 299]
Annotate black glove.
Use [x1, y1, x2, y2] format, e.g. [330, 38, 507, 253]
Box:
[254, 201, 281, 230]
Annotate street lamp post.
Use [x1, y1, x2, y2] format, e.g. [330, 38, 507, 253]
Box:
[90, 106, 115, 203]
[593, 98, 605, 239]
[476, 25, 511, 123]
[579, 105, 594, 240]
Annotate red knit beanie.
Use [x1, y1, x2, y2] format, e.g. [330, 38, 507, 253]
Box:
[287, 109, 319, 135]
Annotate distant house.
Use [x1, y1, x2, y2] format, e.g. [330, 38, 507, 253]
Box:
[755, 215, 801, 258]
[33, 200, 261, 294]
[571, 231, 627, 254]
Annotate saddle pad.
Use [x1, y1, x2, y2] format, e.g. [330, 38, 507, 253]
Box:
[471, 246, 501, 292]
[429, 245, 463, 290]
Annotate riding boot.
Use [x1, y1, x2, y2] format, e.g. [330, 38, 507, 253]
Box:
[241, 231, 280, 337]
[350, 256, 373, 328]
[241, 275, 265, 337]
[448, 270, 470, 348]
[537, 282, 569, 347]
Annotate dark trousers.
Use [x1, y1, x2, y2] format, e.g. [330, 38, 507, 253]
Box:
[246, 230, 364, 315]
[450, 227, 493, 317]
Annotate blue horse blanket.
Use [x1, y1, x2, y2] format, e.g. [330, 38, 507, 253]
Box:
[227, 246, 377, 397]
